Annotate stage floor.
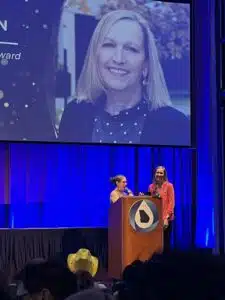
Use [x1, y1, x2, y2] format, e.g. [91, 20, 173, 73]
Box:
[0, 228, 108, 281]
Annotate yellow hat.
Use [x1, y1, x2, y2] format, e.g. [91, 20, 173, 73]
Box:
[67, 248, 99, 277]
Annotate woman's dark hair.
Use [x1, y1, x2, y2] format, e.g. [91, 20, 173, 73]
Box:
[153, 166, 168, 183]
[76, 270, 94, 292]
[110, 175, 125, 185]
[0, 270, 10, 300]
[17, 260, 78, 300]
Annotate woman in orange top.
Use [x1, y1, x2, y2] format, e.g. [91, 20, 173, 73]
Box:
[149, 166, 175, 251]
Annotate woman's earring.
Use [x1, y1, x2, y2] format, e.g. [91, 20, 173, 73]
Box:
[142, 69, 148, 85]
[142, 76, 148, 86]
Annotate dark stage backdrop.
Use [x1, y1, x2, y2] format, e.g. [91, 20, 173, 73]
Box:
[0, 228, 108, 280]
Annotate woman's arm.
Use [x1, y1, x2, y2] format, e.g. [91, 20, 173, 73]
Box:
[148, 184, 155, 194]
[167, 183, 175, 219]
[110, 191, 119, 203]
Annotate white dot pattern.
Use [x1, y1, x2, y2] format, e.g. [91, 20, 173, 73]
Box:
[92, 100, 148, 144]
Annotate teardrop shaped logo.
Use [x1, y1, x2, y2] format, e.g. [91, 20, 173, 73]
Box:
[134, 201, 154, 229]
[129, 200, 159, 232]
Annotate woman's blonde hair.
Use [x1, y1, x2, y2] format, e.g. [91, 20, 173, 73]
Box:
[77, 9, 171, 110]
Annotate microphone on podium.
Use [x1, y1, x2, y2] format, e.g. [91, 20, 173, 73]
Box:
[124, 187, 132, 195]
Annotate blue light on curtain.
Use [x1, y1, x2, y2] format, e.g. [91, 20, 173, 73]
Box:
[1, 142, 194, 249]
[0, 144, 9, 228]
[8, 143, 137, 228]
[194, 0, 218, 249]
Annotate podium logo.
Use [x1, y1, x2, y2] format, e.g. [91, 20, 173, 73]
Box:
[129, 200, 159, 232]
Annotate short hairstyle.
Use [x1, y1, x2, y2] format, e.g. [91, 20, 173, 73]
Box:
[17, 260, 77, 300]
[0, 271, 10, 300]
[77, 9, 171, 110]
[76, 270, 94, 292]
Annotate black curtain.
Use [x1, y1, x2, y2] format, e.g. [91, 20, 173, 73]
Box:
[0, 228, 107, 280]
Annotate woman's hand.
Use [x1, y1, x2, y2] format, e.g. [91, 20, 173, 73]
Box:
[125, 188, 133, 196]
[163, 218, 169, 229]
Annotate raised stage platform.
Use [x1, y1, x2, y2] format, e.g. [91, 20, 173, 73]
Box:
[0, 228, 108, 280]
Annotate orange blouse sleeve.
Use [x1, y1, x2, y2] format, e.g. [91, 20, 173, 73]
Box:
[167, 183, 175, 217]
[148, 184, 153, 192]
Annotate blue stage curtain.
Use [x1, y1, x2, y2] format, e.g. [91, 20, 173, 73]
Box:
[194, 0, 220, 250]
[0, 144, 9, 228]
[0, 143, 194, 249]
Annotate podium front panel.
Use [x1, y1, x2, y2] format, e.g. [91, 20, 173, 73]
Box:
[108, 196, 163, 279]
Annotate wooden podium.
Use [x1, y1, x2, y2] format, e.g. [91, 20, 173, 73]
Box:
[108, 196, 163, 278]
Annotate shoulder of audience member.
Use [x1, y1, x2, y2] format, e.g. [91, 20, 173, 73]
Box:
[65, 288, 113, 300]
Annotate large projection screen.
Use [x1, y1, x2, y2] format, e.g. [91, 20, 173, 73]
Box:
[0, 0, 191, 146]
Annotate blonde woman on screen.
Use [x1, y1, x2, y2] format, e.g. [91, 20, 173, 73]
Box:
[110, 175, 133, 203]
[59, 9, 189, 145]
